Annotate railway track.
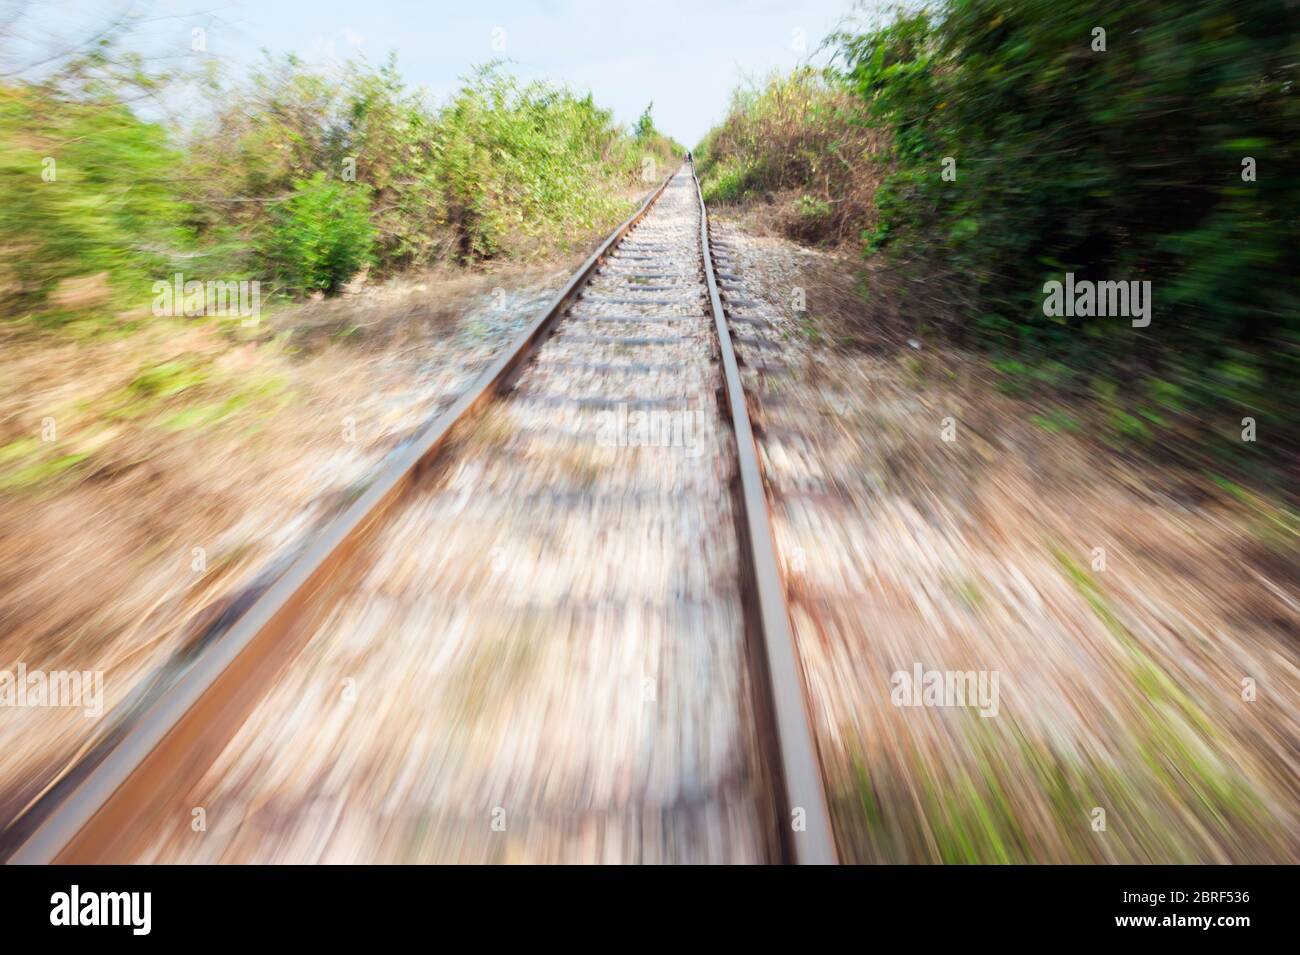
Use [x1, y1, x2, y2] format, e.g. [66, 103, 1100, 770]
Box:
[3, 163, 836, 864]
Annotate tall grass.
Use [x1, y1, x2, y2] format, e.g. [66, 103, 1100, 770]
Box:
[695, 69, 882, 246]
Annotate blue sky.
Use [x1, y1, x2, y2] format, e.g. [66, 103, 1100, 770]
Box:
[5, 0, 887, 145]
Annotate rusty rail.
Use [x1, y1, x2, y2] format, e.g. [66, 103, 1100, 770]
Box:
[5, 162, 838, 865]
[691, 162, 838, 864]
[3, 174, 675, 865]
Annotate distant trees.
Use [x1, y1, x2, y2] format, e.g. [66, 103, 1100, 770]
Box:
[1, 33, 683, 320]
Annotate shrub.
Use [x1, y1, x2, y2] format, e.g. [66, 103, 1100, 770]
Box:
[262, 174, 375, 294]
[189, 60, 678, 271]
[837, 0, 1300, 431]
[695, 69, 883, 245]
[433, 67, 636, 259]
[2, 47, 684, 327]
[0, 83, 190, 315]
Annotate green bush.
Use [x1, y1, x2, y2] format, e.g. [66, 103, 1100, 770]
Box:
[262, 174, 375, 294]
[0, 83, 190, 314]
[700, 159, 757, 204]
[1, 50, 682, 329]
[837, 0, 1300, 428]
[189, 60, 679, 271]
[432, 67, 636, 259]
[695, 69, 882, 244]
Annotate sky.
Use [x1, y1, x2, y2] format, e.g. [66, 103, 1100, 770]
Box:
[4, 0, 889, 145]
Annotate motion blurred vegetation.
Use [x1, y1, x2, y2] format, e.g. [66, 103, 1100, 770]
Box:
[0, 75, 190, 320]
[699, 0, 1300, 465]
[0, 22, 681, 493]
[0, 40, 683, 321]
[261, 174, 375, 295]
[695, 68, 882, 245]
[190, 59, 681, 276]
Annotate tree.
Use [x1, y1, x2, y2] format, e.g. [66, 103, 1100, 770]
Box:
[635, 102, 655, 140]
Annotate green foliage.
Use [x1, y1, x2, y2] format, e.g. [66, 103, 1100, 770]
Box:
[0, 83, 190, 314]
[700, 158, 757, 205]
[185, 57, 444, 274]
[837, 0, 1300, 439]
[631, 100, 682, 177]
[2, 50, 682, 329]
[262, 174, 375, 294]
[432, 66, 639, 259]
[188, 59, 676, 270]
[636, 102, 656, 140]
[694, 69, 882, 244]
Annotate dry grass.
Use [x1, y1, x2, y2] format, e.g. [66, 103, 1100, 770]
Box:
[277, 257, 585, 353]
[0, 261, 573, 832]
[698, 70, 886, 250]
[714, 216, 1300, 862]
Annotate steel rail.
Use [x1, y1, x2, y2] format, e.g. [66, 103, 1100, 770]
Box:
[690, 162, 839, 864]
[5, 163, 839, 866]
[3, 172, 676, 865]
